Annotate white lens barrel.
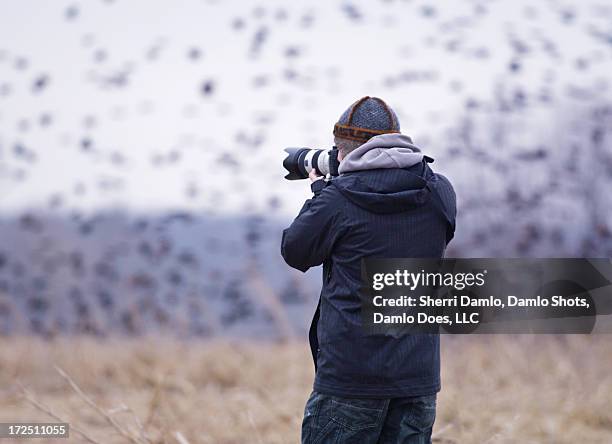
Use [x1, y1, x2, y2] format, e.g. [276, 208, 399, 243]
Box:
[317, 151, 330, 176]
[303, 149, 317, 174]
[302, 149, 331, 177]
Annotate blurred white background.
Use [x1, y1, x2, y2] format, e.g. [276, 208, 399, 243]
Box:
[1, 0, 611, 337]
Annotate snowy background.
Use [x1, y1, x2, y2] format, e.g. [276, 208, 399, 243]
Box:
[1, 0, 611, 337]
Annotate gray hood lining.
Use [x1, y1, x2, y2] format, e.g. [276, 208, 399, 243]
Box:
[338, 133, 424, 174]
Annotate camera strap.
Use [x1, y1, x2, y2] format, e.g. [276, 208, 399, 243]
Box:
[308, 299, 321, 371]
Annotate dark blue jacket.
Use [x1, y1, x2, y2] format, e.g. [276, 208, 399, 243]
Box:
[281, 159, 456, 398]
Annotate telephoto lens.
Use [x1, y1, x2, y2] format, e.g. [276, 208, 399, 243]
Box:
[282, 147, 340, 180]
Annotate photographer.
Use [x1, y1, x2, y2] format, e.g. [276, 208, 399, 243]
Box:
[281, 97, 456, 444]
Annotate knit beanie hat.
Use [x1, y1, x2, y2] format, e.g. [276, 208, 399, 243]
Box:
[333, 96, 400, 143]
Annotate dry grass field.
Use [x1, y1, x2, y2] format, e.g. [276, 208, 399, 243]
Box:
[0, 336, 611, 444]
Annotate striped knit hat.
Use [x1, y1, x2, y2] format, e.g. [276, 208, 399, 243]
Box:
[333, 96, 400, 143]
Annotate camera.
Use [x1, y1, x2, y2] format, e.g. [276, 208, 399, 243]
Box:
[282, 147, 340, 180]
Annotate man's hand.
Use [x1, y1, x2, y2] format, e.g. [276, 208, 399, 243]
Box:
[309, 169, 323, 183]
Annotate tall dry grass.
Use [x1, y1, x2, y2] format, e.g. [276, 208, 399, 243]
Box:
[0, 336, 611, 443]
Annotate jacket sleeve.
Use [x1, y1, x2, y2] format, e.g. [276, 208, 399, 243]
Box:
[281, 181, 346, 272]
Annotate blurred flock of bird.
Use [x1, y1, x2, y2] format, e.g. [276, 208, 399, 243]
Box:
[1, 0, 612, 338]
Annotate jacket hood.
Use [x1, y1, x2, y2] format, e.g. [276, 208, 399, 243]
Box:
[333, 133, 436, 214]
[338, 133, 424, 174]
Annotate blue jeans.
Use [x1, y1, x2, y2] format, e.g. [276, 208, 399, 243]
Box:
[301, 391, 436, 444]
